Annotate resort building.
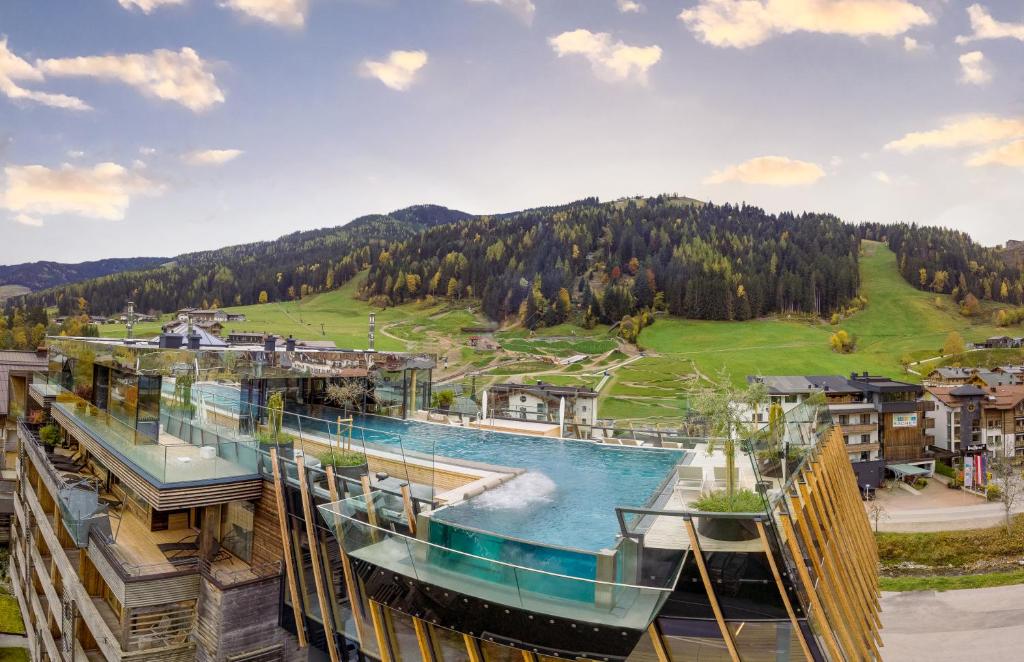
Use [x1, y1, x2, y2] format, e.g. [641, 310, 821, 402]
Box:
[924, 384, 1024, 459]
[9, 337, 879, 662]
[485, 381, 599, 433]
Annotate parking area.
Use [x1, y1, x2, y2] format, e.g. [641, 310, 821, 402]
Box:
[881, 584, 1024, 660]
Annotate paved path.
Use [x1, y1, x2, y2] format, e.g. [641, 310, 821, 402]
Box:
[0, 633, 28, 648]
[881, 584, 1024, 660]
[878, 501, 1021, 532]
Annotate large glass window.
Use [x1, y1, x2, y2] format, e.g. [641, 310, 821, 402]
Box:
[220, 500, 254, 562]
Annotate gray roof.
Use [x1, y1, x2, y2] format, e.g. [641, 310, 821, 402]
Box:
[152, 323, 228, 347]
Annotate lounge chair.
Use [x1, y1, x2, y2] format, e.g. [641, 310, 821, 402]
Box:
[675, 465, 703, 491]
[712, 466, 740, 491]
[50, 450, 86, 471]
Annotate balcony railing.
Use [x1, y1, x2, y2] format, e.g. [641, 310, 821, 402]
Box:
[320, 492, 673, 630]
[49, 384, 261, 485]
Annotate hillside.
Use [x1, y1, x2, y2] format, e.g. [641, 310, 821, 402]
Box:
[0, 256, 169, 293]
[14, 204, 471, 316]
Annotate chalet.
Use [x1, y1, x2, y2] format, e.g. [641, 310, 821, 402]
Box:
[487, 381, 598, 429]
[993, 365, 1024, 385]
[924, 383, 1024, 458]
[982, 335, 1023, 349]
[176, 308, 244, 323]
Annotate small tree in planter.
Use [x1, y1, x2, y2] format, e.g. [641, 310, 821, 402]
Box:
[258, 392, 295, 449]
[431, 390, 455, 412]
[687, 372, 768, 540]
[325, 379, 369, 414]
[38, 423, 62, 452]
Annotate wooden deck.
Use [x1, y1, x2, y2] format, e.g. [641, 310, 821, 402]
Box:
[643, 489, 764, 553]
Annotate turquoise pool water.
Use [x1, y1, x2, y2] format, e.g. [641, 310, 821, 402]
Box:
[338, 413, 681, 555]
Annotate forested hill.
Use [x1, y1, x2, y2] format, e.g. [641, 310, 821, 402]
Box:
[14, 204, 471, 316]
[0, 256, 170, 292]
[17, 196, 1018, 326]
[366, 197, 860, 325]
[860, 223, 1024, 306]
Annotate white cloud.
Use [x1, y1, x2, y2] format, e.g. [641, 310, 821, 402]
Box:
[549, 29, 662, 83]
[13, 213, 43, 227]
[37, 47, 224, 112]
[903, 36, 921, 51]
[956, 4, 1024, 44]
[118, 0, 187, 13]
[219, 0, 308, 28]
[872, 170, 892, 184]
[958, 51, 990, 85]
[66, 150, 85, 159]
[140, 146, 158, 156]
[966, 139, 1024, 169]
[0, 38, 90, 111]
[183, 148, 244, 165]
[618, 0, 645, 13]
[704, 155, 826, 186]
[678, 0, 933, 49]
[465, 0, 536, 23]
[884, 115, 1024, 153]
[1, 162, 163, 221]
[359, 50, 428, 91]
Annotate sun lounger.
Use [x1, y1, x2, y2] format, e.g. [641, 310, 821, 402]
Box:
[712, 466, 740, 491]
[675, 465, 703, 491]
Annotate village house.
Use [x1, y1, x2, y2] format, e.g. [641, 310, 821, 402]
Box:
[487, 381, 598, 429]
[924, 383, 1024, 459]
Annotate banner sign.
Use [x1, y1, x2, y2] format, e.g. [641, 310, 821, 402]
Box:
[964, 462, 974, 489]
[892, 413, 918, 428]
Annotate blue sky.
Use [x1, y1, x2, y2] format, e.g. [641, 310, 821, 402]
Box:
[1, 0, 1021, 263]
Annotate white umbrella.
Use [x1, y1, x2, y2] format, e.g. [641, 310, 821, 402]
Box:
[559, 396, 566, 438]
[482, 390, 488, 421]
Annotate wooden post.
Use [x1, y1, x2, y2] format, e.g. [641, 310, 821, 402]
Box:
[400, 483, 416, 535]
[296, 455, 341, 662]
[326, 466, 372, 648]
[198, 505, 219, 562]
[755, 520, 813, 662]
[269, 448, 307, 647]
[780, 512, 843, 662]
[684, 518, 740, 662]
[463, 633, 484, 662]
[412, 617, 435, 662]
[368, 601, 393, 662]
[646, 622, 672, 662]
[361, 475, 379, 529]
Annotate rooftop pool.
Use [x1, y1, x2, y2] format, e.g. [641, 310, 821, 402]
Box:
[337, 414, 682, 554]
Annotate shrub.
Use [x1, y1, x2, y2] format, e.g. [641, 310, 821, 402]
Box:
[317, 449, 367, 468]
[693, 489, 765, 513]
[829, 329, 856, 353]
[987, 484, 1003, 502]
[913, 477, 928, 490]
[431, 390, 456, 410]
[38, 423, 62, 447]
[935, 462, 955, 479]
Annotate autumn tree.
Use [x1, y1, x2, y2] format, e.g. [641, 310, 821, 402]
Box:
[943, 331, 966, 356]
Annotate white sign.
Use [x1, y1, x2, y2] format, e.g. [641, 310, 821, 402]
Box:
[893, 413, 918, 428]
[964, 463, 974, 489]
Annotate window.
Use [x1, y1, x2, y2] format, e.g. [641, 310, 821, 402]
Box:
[784, 394, 798, 404]
[839, 415, 849, 425]
[861, 434, 870, 444]
[860, 451, 870, 461]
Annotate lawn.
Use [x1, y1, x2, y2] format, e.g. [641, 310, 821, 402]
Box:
[0, 648, 29, 661]
[876, 515, 1024, 569]
[633, 241, 1005, 387]
[0, 591, 25, 635]
[880, 570, 1024, 592]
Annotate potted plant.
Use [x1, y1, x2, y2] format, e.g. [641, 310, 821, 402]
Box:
[691, 489, 764, 541]
[38, 423, 62, 454]
[317, 449, 369, 480]
[431, 389, 456, 413]
[258, 392, 294, 451]
[324, 379, 369, 414]
[687, 372, 769, 540]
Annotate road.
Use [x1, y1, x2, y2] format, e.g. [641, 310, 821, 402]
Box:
[881, 584, 1024, 660]
[878, 500, 1022, 532]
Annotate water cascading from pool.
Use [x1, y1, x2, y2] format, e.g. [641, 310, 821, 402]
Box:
[470, 472, 557, 510]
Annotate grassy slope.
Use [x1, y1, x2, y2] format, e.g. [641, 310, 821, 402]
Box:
[0, 591, 25, 635]
[632, 240, 1004, 387]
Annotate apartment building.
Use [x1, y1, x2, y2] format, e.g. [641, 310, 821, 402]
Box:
[924, 383, 1024, 459]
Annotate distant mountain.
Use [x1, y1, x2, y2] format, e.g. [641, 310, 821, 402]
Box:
[0, 256, 170, 294]
[10, 204, 472, 315]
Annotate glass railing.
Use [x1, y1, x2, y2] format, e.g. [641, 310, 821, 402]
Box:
[30, 371, 63, 398]
[319, 493, 673, 630]
[51, 385, 260, 485]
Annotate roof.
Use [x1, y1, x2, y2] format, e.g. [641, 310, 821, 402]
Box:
[927, 384, 1024, 409]
[749, 375, 818, 394]
[889, 463, 930, 477]
[847, 373, 922, 394]
[0, 350, 48, 416]
[929, 366, 976, 378]
[151, 323, 228, 347]
[490, 381, 598, 398]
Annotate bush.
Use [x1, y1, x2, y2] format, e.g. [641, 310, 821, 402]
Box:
[913, 477, 928, 490]
[255, 429, 296, 446]
[317, 449, 367, 468]
[693, 489, 765, 513]
[987, 484, 1003, 502]
[935, 461, 955, 479]
[431, 390, 456, 410]
[38, 423, 62, 447]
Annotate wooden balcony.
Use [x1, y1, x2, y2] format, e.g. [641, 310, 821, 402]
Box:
[840, 423, 876, 435]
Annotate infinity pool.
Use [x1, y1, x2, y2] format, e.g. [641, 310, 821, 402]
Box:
[337, 413, 682, 554]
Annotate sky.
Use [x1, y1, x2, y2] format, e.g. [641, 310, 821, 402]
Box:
[0, 0, 1021, 264]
